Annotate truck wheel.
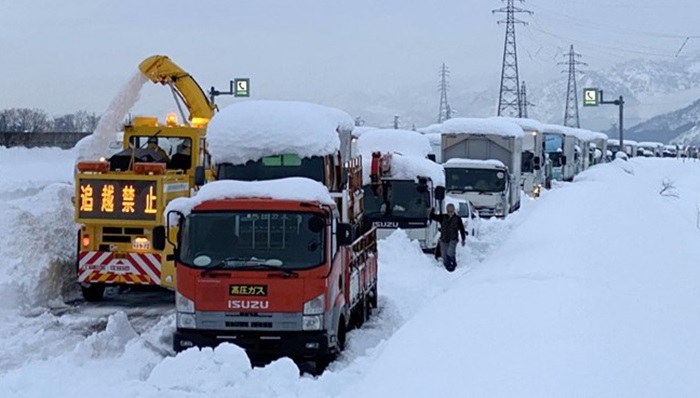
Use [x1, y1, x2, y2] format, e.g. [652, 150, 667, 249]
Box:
[81, 283, 105, 302]
[370, 285, 378, 309]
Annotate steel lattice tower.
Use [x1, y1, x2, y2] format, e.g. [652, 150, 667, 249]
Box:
[560, 44, 586, 127]
[437, 63, 452, 123]
[493, 0, 532, 117]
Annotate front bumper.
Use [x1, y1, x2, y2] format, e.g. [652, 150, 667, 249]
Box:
[174, 328, 331, 360]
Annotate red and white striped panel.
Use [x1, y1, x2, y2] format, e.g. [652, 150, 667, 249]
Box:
[78, 251, 161, 285]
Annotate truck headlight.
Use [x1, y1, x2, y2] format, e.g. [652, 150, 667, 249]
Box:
[495, 203, 505, 216]
[302, 315, 324, 331]
[176, 292, 195, 313]
[177, 313, 196, 328]
[303, 294, 325, 315]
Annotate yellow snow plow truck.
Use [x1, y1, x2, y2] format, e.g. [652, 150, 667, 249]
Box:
[74, 55, 216, 301]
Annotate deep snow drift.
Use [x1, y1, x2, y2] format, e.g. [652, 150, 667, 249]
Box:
[1, 147, 699, 397]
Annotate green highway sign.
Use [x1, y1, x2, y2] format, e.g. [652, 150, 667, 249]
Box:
[234, 78, 250, 97]
[583, 88, 598, 107]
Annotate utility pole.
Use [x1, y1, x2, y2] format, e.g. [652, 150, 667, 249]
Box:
[437, 63, 452, 123]
[393, 115, 400, 129]
[493, 0, 532, 117]
[560, 45, 586, 127]
[585, 88, 624, 150]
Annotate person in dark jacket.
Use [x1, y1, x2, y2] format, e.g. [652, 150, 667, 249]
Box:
[430, 203, 467, 272]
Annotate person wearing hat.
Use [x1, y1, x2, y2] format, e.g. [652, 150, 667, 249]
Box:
[146, 137, 170, 162]
[169, 139, 192, 170]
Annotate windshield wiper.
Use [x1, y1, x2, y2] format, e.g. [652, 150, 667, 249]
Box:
[200, 257, 298, 277]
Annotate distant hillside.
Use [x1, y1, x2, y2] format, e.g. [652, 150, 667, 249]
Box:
[623, 98, 700, 144]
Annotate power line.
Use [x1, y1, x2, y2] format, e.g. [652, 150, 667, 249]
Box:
[526, 2, 700, 40]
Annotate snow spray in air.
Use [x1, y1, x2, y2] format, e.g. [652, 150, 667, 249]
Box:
[75, 71, 148, 162]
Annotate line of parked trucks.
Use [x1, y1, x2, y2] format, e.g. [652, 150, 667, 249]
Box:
[74, 54, 625, 373]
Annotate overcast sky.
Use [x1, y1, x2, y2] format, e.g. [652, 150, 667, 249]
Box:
[1, 0, 698, 119]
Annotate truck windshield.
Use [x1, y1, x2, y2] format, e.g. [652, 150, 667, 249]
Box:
[549, 152, 564, 167]
[216, 155, 324, 182]
[445, 168, 507, 193]
[179, 211, 325, 270]
[544, 133, 563, 154]
[363, 180, 431, 220]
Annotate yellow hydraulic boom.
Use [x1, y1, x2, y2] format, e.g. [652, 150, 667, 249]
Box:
[139, 55, 216, 122]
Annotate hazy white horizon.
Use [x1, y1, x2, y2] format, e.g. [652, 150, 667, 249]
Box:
[1, 0, 698, 127]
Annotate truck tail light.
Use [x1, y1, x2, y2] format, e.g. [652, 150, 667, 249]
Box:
[81, 235, 90, 247]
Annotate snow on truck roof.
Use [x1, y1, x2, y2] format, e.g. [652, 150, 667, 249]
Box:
[361, 154, 446, 187]
[164, 177, 336, 217]
[207, 100, 355, 165]
[489, 116, 546, 133]
[637, 141, 664, 148]
[356, 129, 444, 186]
[356, 129, 432, 158]
[426, 117, 524, 137]
[444, 158, 506, 169]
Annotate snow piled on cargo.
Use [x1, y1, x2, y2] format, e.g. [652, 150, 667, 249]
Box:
[444, 158, 506, 169]
[0, 147, 78, 309]
[489, 116, 545, 133]
[207, 100, 354, 165]
[355, 129, 444, 186]
[427, 117, 523, 137]
[355, 129, 431, 158]
[165, 177, 336, 217]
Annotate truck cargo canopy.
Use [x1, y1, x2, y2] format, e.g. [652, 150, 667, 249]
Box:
[207, 100, 355, 165]
[164, 177, 336, 217]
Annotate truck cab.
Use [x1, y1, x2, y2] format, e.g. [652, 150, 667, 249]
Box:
[438, 118, 523, 217]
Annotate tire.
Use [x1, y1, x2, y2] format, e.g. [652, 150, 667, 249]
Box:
[81, 283, 105, 302]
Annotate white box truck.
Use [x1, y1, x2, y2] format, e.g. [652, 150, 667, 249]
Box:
[438, 118, 523, 218]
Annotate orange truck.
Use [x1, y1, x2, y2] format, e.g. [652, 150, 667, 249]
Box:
[157, 101, 378, 373]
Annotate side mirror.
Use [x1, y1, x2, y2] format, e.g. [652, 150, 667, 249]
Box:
[152, 226, 166, 251]
[533, 156, 541, 170]
[194, 166, 206, 185]
[561, 156, 567, 166]
[427, 154, 436, 162]
[434, 186, 446, 201]
[337, 223, 354, 246]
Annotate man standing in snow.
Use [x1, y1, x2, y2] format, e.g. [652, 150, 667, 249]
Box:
[430, 203, 467, 272]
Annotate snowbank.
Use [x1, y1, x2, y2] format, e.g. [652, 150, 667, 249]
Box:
[207, 100, 354, 165]
[342, 158, 700, 397]
[165, 177, 336, 217]
[0, 147, 79, 308]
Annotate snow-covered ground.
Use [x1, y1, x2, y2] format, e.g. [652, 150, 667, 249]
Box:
[1, 146, 700, 397]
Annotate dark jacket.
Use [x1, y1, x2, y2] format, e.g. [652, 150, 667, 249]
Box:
[430, 212, 467, 243]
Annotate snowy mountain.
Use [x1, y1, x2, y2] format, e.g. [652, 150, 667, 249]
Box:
[621, 98, 700, 144]
[334, 54, 700, 132]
